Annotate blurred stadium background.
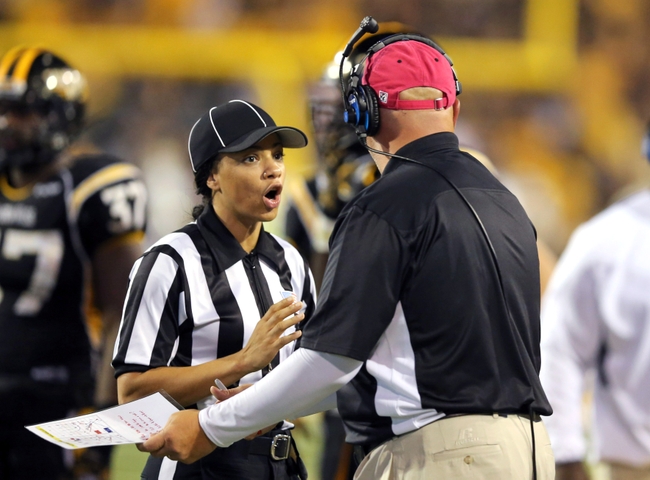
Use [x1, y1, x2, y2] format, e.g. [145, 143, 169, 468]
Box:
[2, 0, 649, 478]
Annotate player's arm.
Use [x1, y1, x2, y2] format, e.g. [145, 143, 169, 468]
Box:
[73, 159, 149, 409]
[555, 462, 590, 480]
[71, 160, 148, 479]
[91, 235, 144, 408]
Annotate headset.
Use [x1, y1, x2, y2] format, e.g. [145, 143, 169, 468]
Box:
[338, 17, 540, 480]
[336, 18, 497, 276]
[339, 18, 461, 137]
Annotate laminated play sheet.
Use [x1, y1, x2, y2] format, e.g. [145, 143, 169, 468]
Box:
[25, 391, 182, 449]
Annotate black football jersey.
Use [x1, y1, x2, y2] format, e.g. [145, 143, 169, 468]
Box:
[285, 153, 378, 260]
[0, 154, 147, 376]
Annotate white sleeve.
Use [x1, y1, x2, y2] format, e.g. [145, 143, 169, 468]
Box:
[539, 225, 605, 463]
[198, 348, 362, 447]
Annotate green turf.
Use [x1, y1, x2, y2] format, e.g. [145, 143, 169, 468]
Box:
[110, 444, 148, 479]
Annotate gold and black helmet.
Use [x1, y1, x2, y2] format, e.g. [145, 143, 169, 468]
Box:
[0, 46, 87, 169]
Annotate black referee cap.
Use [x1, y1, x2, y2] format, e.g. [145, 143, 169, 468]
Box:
[188, 99, 308, 172]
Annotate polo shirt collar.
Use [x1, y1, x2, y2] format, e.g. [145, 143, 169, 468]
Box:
[383, 132, 460, 175]
[196, 203, 279, 272]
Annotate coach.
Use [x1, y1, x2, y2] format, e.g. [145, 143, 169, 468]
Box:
[140, 21, 554, 480]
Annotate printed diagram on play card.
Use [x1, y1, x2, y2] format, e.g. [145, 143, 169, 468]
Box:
[25, 391, 181, 449]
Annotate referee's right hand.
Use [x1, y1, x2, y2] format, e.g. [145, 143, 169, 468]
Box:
[239, 297, 304, 372]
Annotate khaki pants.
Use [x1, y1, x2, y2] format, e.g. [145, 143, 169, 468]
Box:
[354, 414, 555, 480]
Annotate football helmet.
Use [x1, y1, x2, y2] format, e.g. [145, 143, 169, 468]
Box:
[0, 46, 87, 170]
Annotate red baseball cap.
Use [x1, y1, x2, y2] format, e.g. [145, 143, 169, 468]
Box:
[362, 39, 458, 110]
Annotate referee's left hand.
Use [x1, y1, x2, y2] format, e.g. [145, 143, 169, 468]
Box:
[137, 410, 217, 463]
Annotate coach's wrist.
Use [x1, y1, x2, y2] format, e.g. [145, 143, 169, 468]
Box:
[199, 404, 233, 448]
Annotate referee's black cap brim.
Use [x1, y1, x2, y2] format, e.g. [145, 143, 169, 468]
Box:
[188, 100, 308, 172]
[219, 126, 307, 153]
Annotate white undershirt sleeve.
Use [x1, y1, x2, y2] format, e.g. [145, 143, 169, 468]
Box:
[198, 348, 363, 447]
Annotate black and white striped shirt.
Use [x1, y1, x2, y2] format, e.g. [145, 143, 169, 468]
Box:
[113, 204, 316, 408]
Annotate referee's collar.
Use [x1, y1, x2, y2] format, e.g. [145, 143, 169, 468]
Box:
[196, 203, 280, 272]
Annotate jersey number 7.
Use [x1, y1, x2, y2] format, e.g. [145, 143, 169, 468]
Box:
[0, 229, 64, 316]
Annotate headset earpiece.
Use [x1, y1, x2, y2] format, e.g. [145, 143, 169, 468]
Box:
[344, 81, 380, 137]
[343, 71, 379, 137]
[360, 85, 379, 136]
[343, 71, 378, 137]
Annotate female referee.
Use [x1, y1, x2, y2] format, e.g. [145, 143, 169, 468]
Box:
[112, 99, 315, 479]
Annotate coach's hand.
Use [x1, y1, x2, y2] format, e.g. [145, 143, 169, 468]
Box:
[239, 296, 304, 372]
[137, 410, 216, 464]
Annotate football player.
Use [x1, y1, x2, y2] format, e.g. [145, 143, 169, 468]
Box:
[0, 46, 148, 480]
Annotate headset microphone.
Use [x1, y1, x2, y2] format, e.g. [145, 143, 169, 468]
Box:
[341, 16, 379, 58]
[338, 17, 378, 109]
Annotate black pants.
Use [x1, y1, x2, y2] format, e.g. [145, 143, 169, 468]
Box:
[141, 429, 306, 480]
[320, 410, 355, 480]
[0, 377, 84, 480]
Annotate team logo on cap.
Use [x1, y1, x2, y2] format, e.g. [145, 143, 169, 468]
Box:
[378, 91, 388, 103]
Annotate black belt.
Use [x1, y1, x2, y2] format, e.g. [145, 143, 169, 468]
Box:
[445, 412, 542, 422]
[248, 432, 294, 461]
[513, 412, 542, 422]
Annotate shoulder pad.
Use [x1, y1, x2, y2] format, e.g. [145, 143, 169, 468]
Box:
[69, 153, 140, 186]
[68, 154, 143, 218]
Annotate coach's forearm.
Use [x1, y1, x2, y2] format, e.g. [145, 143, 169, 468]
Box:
[198, 349, 362, 447]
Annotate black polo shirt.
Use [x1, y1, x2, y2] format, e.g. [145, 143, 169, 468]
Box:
[300, 132, 552, 446]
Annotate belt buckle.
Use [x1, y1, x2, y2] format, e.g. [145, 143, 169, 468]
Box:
[270, 433, 291, 460]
